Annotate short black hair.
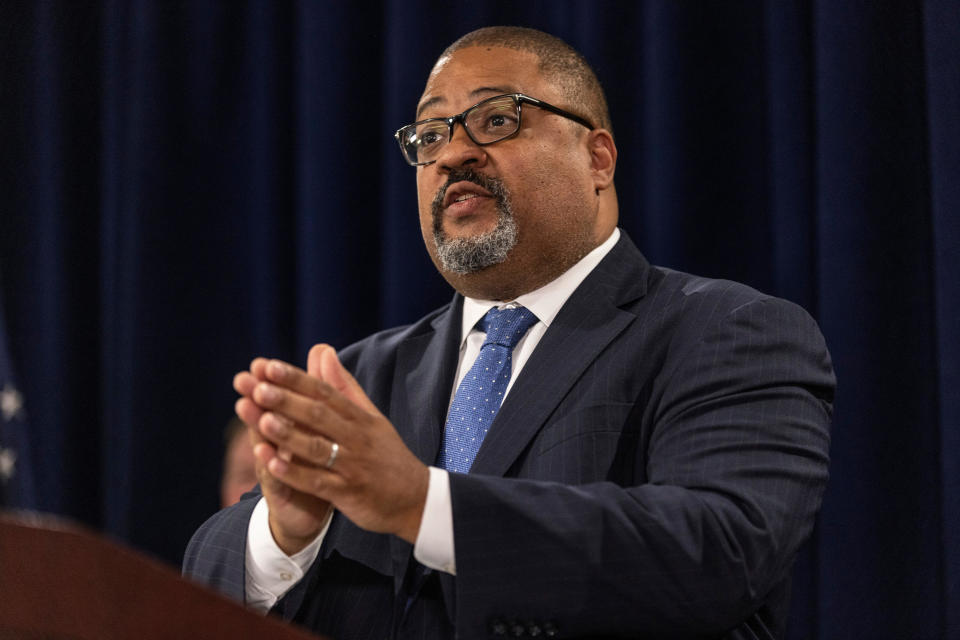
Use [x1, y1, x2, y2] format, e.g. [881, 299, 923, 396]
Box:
[440, 26, 613, 135]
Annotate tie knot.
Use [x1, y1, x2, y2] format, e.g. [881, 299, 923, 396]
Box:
[479, 306, 538, 348]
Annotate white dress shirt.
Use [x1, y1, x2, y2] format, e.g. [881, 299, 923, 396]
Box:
[245, 228, 621, 611]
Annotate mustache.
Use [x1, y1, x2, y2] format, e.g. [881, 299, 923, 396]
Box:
[430, 168, 506, 219]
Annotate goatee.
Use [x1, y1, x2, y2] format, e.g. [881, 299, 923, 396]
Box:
[431, 169, 518, 275]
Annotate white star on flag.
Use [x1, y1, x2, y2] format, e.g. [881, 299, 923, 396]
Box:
[1, 383, 24, 421]
[0, 446, 15, 482]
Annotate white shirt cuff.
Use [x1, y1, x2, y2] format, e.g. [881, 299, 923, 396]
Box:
[244, 497, 332, 612]
[413, 466, 456, 575]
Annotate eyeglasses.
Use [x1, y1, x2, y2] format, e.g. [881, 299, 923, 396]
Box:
[394, 93, 595, 166]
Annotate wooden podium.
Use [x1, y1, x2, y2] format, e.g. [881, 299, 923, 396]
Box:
[0, 511, 326, 639]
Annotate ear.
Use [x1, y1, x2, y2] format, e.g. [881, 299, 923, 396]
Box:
[587, 129, 617, 192]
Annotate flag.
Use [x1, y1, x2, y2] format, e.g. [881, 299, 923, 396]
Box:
[0, 280, 36, 508]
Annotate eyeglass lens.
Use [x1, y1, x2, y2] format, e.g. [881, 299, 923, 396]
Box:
[404, 95, 520, 165]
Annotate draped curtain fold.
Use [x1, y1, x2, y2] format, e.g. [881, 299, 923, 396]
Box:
[1, 2, 956, 638]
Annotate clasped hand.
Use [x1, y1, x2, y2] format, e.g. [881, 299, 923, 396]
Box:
[234, 344, 429, 554]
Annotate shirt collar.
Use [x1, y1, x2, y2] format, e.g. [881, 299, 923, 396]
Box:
[460, 227, 621, 345]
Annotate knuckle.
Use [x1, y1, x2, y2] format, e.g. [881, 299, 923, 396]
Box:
[309, 435, 325, 461]
[267, 359, 288, 380]
[309, 401, 326, 423]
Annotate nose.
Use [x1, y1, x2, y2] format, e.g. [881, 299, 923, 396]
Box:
[435, 120, 488, 173]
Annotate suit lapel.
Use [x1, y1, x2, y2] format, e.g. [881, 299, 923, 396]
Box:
[469, 234, 650, 477]
[391, 295, 463, 465]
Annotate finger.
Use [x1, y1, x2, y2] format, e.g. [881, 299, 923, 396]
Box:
[307, 344, 324, 379]
[253, 441, 296, 485]
[313, 345, 382, 415]
[248, 409, 302, 464]
[253, 441, 292, 498]
[234, 371, 260, 396]
[239, 397, 295, 466]
[250, 357, 270, 380]
[237, 399, 272, 457]
[259, 411, 341, 468]
[263, 359, 332, 402]
[251, 381, 365, 444]
[236, 397, 265, 432]
[253, 441, 276, 464]
[266, 455, 348, 499]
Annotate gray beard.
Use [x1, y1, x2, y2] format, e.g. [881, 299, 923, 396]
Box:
[431, 172, 518, 275]
[434, 210, 518, 275]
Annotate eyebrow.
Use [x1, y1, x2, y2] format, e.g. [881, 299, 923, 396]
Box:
[416, 86, 517, 119]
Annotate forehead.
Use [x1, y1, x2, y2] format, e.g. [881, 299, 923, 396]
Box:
[417, 46, 551, 117]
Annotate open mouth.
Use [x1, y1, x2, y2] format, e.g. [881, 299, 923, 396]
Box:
[442, 181, 495, 210]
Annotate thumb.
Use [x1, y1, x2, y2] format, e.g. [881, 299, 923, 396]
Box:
[307, 343, 327, 379]
[307, 344, 381, 415]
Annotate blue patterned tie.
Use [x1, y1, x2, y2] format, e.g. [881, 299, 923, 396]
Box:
[439, 306, 539, 473]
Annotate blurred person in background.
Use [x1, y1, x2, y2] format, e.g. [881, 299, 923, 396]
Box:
[220, 417, 257, 509]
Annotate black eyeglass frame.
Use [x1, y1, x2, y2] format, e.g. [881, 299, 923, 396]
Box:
[394, 93, 596, 167]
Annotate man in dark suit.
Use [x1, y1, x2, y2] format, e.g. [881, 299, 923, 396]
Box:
[184, 26, 834, 640]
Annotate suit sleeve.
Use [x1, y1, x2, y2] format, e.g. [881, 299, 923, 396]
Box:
[182, 491, 261, 602]
[448, 296, 835, 637]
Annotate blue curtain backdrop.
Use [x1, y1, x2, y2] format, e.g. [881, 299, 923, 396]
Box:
[1, 2, 957, 638]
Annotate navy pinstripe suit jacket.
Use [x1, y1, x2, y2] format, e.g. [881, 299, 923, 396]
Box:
[184, 233, 835, 640]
